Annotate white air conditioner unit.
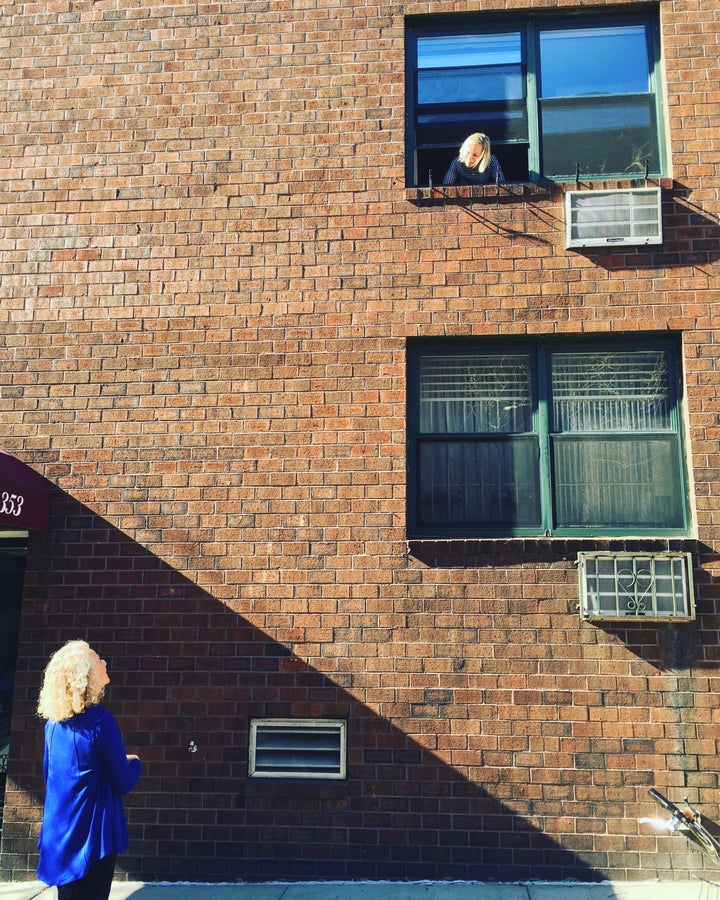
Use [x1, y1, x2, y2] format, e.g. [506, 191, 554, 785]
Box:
[565, 187, 663, 248]
[578, 552, 695, 622]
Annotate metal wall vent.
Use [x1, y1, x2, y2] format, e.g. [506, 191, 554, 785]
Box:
[578, 552, 694, 622]
[249, 718, 347, 780]
[565, 187, 662, 248]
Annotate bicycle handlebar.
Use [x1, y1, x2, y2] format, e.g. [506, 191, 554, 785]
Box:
[649, 788, 682, 816]
[648, 787, 720, 863]
[649, 788, 698, 827]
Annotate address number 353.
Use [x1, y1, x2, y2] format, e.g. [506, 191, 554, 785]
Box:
[0, 492, 25, 517]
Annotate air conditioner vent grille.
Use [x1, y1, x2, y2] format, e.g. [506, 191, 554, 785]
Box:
[249, 718, 347, 780]
[566, 187, 662, 248]
[578, 552, 694, 621]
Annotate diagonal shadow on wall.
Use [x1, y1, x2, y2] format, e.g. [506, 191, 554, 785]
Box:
[3, 497, 615, 888]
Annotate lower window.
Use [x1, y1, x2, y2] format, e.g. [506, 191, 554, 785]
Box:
[407, 337, 689, 538]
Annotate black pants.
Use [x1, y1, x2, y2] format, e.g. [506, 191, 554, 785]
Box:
[56, 853, 117, 900]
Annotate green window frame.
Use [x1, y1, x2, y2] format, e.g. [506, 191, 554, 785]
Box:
[405, 10, 666, 187]
[407, 337, 690, 539]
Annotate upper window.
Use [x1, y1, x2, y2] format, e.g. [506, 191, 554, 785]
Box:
[407, 337, 689, 539]
[406, 11, 665, 186]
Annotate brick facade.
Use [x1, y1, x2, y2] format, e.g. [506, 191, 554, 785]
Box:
[1, 0, 719, 885]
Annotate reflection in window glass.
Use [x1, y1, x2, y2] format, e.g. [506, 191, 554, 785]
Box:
[418, 439, 540, 527]
[551, 350, 671, 433]
[417, 33, 523, 105]
[553, 436, 683, 528]
[540, 97, 658, 178]
[418, 66, 523, 105]
[539, 25, 649, 97]
[418, 33, 522, 69]
[419, 354, 532, 435]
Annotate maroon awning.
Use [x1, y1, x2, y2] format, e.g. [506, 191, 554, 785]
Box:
[0, 450, 50, 531]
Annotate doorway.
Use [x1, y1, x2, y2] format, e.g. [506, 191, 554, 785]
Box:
[0, 534, 27, 831]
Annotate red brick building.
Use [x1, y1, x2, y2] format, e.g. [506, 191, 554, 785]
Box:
[1, 0, 719, 886]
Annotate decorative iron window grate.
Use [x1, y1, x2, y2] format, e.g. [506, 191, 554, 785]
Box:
[578, 552, 694, 621]
[248, 719, 347, 780]
[566, 188, 662, 248]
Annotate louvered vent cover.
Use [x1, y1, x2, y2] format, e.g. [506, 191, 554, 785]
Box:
[578, 552, 694, 621]
[249, 719, 347, 780]
[566, 187, 662, 248]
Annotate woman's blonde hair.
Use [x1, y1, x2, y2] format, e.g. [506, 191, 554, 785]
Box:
[459, 133, 491, 172]
[37, 640, 105, 722]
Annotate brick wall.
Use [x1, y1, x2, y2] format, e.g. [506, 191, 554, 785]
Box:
[1, 0, 720, 884]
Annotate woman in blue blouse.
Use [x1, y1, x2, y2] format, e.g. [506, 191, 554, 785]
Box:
[37, 640, 141, 900]
[443, 133, 505, 186]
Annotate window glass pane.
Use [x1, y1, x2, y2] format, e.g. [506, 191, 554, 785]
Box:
[418, 65, 524, 105]
[409, 339, 685, 536]
[419, 439, 540, 526]
[539, 25, 649, 98]
[540, 96, 659, 178]
[413, 32, 527, 184]
[418, 33, 522, 69]
[419, 355, 533, 434]
[417, 107, 528, 146]
[417, 33, 523, 105]
[553, 436, 684, 528]
[551, 350, 671, 432]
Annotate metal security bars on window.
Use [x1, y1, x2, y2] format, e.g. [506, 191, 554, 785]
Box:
[419, 354, 533, 434]
[417, 354, 538, 528]
[551, 349, 671, 432]
[578, 552, 695, 621]
[410, 340, 688, 537]
[551, 349, 683, 530]
[248, 719, 347, 780]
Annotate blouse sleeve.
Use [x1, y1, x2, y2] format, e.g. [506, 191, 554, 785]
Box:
[95, 709, 141, 795]
[442, 159, 459, 185]
[490, 156, 506, 184]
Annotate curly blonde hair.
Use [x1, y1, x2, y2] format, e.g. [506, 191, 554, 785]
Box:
[37, 640, 106, 722]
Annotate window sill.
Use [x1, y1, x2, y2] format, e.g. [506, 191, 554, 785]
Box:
[405, 177, 673, 207]
[406, 536, 697, 565]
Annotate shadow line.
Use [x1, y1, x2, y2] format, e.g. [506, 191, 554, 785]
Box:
[2, 495, 618, 886]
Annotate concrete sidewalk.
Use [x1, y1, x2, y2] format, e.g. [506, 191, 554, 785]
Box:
[0, 881, 716, 900]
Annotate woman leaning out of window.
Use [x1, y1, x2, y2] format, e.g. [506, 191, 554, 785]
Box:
[443, 133, 505, 186]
